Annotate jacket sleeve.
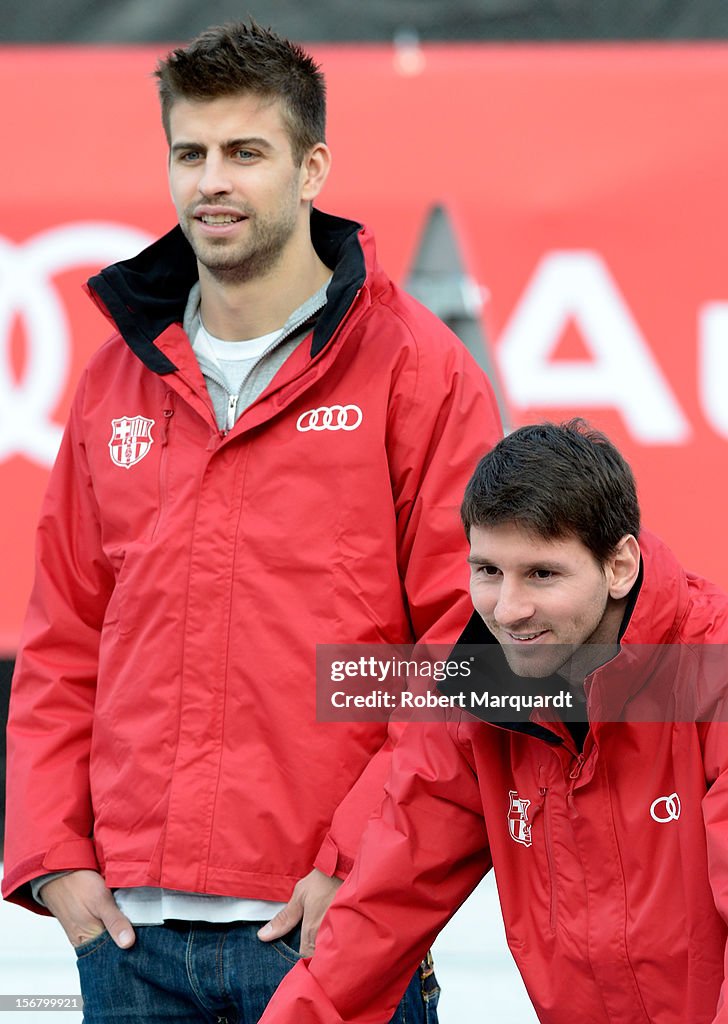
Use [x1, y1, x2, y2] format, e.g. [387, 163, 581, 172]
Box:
[702, 720, 728, 1023]
[266, 719, 491, 1024]
[315, 313, 502, 877]
[2, 371, 115, 911]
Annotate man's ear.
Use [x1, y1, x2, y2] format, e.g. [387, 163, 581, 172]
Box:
[299, 142, 331, 202]
[606, 535, 640, 599]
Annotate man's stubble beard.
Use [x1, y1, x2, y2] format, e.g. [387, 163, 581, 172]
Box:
[183, 211, 298, 285]
[181, 179, 302, 286]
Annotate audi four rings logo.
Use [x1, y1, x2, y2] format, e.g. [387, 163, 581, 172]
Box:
[296, 405, 363, 432]
[650, 792, 681, 823]
[0, 222, 153, 467]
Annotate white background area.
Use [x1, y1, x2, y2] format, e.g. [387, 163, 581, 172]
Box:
[0, 871, 537, 1023]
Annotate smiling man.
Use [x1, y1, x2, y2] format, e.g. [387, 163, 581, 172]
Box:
[468, 522, 636, 678]
[464, 421, 639, 686]
[2, 20, 501, 1024]
[259, 420, 728, 1024]
[169, 92, 329, 293]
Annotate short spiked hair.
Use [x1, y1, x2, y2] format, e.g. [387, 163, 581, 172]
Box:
[155, 21, 326, 164]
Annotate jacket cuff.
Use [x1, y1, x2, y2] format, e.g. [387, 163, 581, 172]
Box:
[313, 833, 355, 880]
[1, 838, 100, 913]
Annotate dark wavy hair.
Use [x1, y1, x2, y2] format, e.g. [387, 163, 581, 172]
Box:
[155, 20, 326, 164]
[461, 420, 640, 564]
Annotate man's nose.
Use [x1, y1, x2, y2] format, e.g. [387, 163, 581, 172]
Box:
[492, 580, 535, 629]
[198, 154, 233, 196]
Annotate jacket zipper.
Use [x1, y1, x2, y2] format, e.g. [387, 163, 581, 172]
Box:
[569, 753, 586, 780]
[225, 394, 238, 433]
[566, 752, 587, 812]
[151, 396, 174, 540]
[539, 787, 558, 932]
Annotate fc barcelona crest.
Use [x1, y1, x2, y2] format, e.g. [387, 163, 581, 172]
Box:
[507, 789, 533, 847]
[109, 416, 155, 469]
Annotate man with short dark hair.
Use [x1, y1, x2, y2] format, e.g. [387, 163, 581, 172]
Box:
[2, 20, 501, 1023]
[260, 420, 728, 1024]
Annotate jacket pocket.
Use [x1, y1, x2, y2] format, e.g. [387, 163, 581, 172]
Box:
[540, 786, 558, 933]
[150, 393, 175, 542]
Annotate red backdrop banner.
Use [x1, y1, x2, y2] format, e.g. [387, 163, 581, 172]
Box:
[2, 43, 727, 653]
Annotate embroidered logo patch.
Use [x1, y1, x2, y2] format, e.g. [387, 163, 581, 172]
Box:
[507, 789, 533, 847]
[650, 792, 681, 823]
[296, 405, 363, 432]
[109, 416, 154, 469]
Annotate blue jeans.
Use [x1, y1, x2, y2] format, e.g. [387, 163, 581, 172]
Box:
[75, 921, 440, 1023]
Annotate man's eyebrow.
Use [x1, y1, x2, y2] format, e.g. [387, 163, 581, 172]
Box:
[466, 554, 569, 571]
[171, 140, 203, 155]
[170, 137, 273, 154]
[225, 137, 273, 150]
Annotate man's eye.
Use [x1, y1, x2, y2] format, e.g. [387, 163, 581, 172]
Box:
[236, 149, 256, 160]
[180, 151, 201, 162]
[532, 569, 553, 580]
[480, 565, 500, 577]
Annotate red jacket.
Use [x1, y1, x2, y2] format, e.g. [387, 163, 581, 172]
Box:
[260, 530, 728, 1024]
[2, 210, 502, 910]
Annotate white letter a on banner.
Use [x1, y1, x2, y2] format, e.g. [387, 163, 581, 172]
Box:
[497, 251, 690, 444]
